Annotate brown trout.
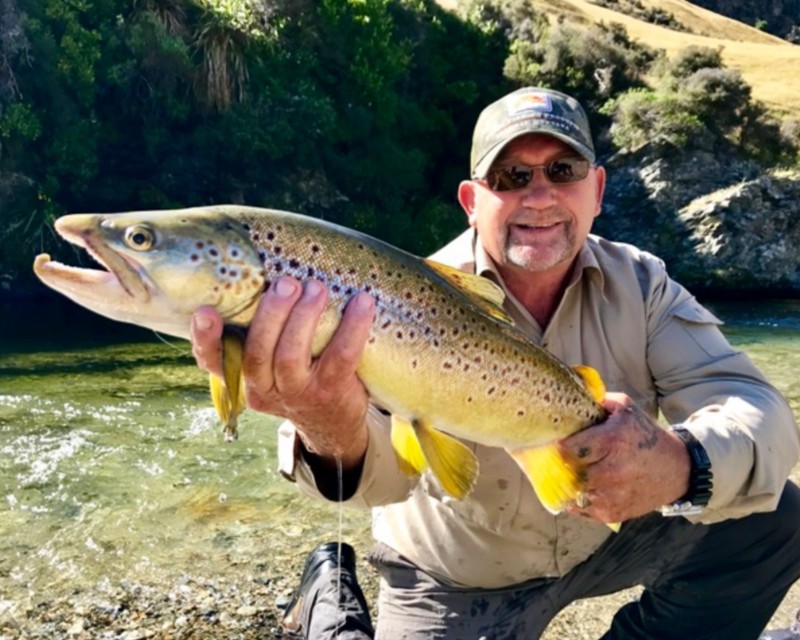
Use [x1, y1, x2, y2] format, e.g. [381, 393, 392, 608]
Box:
[33, 205, 608, 515]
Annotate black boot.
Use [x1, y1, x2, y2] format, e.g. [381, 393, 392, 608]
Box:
[281, 542, 373, 639]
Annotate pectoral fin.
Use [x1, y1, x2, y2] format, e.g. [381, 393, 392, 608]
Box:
[209, 329, 247, 442]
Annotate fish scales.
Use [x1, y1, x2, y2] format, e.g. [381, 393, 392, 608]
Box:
[231, 208, 605, 450]
[33, 205, 609, 514]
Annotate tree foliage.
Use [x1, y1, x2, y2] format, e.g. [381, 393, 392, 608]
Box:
[2, 0, 798, 284]
[2, 0, 509, 281]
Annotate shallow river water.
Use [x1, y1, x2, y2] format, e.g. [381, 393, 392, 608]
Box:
[1, 297, 799, 633]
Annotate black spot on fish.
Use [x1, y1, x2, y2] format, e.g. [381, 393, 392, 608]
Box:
[196, 242, 205, 249]
[311, 244, 320, 253]
[289, 259, 300, 269]
[307, 267, 315, 277]
[209, 248, 219, 257]
[191, 254, 199, 262]
[274, 262, 283, 272]
[274, 246, 282, 255]
[267, 232, 275, 241]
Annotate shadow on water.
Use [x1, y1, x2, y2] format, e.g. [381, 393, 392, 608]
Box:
[0, 293, 157, 355]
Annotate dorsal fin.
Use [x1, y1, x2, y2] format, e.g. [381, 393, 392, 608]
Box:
[423, 259, 514, 325]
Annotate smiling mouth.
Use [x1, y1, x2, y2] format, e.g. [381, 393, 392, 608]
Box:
[512, 221, 563, 231]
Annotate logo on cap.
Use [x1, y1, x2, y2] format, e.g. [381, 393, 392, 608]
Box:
[510, 92, 553, 115]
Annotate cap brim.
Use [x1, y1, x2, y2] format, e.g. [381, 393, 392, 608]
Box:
[472, 129, 595, 178]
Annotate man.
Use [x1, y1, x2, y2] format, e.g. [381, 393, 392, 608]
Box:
[191, 87, 800, 639]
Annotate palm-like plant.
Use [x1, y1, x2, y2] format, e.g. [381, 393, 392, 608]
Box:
[193, 0, 256, 111]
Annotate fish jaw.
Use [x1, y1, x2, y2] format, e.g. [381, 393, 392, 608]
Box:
[33, 250, 191, 338]
[33, 210, 265, 339]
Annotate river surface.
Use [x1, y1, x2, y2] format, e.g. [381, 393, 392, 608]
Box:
[1, 297, 799, 622]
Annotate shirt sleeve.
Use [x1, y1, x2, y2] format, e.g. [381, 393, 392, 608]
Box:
[276, 404, 420, 507]
[644, 262, 800, 522]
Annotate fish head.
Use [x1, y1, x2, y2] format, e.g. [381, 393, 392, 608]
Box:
[33, 208, 265, 338]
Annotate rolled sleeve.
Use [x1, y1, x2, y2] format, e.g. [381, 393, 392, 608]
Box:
[646, 277, 800, 521]
[276, 405, 419, 507]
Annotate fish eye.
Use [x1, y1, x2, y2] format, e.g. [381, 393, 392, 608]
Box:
[124, 225, 155, 251]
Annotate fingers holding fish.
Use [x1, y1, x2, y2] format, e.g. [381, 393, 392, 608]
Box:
[258, 278, 329, 396]
[190, 306, 225, 378]
[562, 393, 691, 523]
[315, 292, 375, 389]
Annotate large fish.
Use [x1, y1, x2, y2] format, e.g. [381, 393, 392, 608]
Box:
[33, 205, 608, 515]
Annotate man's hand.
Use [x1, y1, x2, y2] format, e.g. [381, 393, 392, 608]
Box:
[190, 276, 376, 473]
[561, 393, 691, 524]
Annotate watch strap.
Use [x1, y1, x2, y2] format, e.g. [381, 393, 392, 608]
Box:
[660, 426, 713, 517]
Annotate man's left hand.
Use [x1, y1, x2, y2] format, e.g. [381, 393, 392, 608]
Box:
[560, 392, 692, 524]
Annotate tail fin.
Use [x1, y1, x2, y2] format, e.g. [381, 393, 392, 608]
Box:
[511, 444, 621, 532]
[510, 443, 584, 514]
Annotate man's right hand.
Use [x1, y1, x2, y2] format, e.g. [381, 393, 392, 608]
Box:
[190, 276, 376, 473]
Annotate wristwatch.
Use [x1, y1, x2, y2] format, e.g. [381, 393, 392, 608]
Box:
[660, 426, 714, 517]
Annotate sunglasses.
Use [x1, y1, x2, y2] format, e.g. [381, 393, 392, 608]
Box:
[481, 157, 592, 192]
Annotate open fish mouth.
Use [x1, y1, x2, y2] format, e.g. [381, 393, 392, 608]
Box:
[33, 215, 151, 303]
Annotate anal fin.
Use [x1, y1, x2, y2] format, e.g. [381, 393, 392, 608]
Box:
[412, 419, 479, 500]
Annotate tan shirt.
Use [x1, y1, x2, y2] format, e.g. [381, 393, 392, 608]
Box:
[278, 229, 800, 588]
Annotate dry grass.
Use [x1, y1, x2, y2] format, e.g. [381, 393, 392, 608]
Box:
[438, 0, 800, 117]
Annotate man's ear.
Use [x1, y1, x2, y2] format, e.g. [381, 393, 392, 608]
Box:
[593, 165, 606, 218]
[457, 180, 479, 227]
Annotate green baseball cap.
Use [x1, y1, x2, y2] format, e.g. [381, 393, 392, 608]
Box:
[470, 87, 596, 178]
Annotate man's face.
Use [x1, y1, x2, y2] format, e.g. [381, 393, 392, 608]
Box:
[459, 134, 605, 281]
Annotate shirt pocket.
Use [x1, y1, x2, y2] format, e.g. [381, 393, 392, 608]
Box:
[421, 443, 523, 534]
[666, 298, 730, 360]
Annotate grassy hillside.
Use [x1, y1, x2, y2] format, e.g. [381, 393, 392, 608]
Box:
[440, 0, 800, 117]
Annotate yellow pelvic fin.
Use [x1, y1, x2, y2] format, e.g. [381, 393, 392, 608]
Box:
[571, 365, 606, 404]
[391, 415, 429, 477]
[510, 443, 585, 515]
[412, 418, 479, 500]
[423, 259, 514, 325]
[209, 329, 247, 442]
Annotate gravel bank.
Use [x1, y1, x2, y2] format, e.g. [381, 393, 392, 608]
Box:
[3, 553, 798, 639]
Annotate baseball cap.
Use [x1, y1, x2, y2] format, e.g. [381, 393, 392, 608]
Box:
[470, 87, 596, 178]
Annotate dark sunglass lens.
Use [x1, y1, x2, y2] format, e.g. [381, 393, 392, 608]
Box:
[546, 158, 590, 183]
[489, 166, 533, 191]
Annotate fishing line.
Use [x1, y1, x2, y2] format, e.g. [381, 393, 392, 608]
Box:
[151, 331, 191, 354]
[336, 455, 344, 640]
